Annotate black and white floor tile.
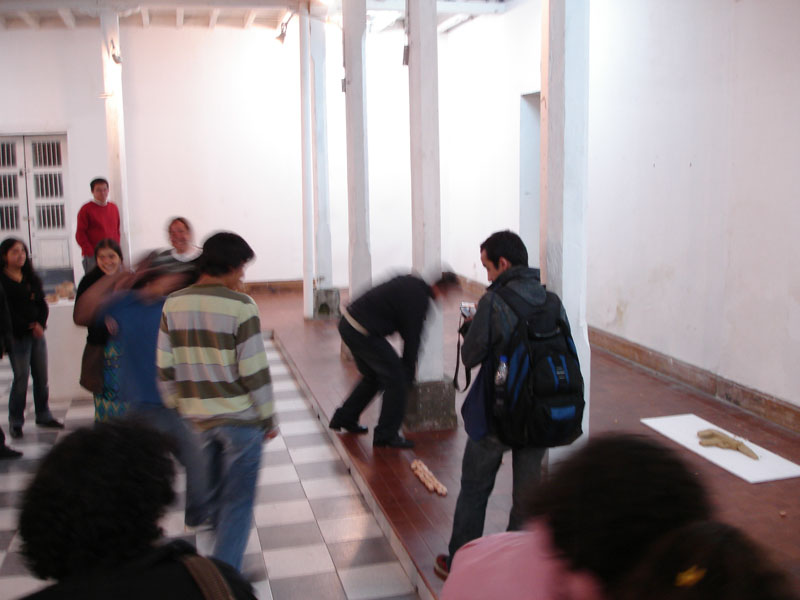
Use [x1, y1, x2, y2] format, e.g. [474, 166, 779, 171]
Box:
[0, 337, 419, 600]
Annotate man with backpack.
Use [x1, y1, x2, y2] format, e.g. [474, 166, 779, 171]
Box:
[435, 230, 583, 580]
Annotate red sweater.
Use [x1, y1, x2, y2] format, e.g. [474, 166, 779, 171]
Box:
[76, 201, 120, 257]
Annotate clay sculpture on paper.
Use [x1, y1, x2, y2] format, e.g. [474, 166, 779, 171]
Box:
[697, 429, 758, 460]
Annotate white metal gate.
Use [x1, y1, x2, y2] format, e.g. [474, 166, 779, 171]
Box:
[0, 135, 71, 272]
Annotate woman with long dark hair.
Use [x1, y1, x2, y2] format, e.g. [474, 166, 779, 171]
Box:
[74, 239, 125, 421]
[0, 238, 63, 438]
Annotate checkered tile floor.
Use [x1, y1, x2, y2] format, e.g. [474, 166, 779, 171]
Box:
[0, 337, 419, 600]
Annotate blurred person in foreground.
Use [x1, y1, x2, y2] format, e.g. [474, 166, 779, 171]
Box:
[158, 232, 277, 572]
[17, 421, 255, 599]
[615, 520, 798, 600]
[73, 254, 209, 529]
[441, 434, 713, 600]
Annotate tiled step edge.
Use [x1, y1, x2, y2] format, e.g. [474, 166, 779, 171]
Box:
[272, 334, 436, 600]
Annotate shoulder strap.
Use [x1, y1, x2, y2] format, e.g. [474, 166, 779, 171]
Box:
[496, 286, 569, 340]
[180, 554, 236, 600]
[453, 321, 470, 392]
[494, 285, 537, 321]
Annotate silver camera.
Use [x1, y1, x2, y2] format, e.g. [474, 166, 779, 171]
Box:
[460, 301, 476, 318]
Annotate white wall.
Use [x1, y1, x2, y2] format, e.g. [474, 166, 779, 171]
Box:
[121, 26, 304, 281]
[0, 30, 108, 284]
[124, 24, 417, 286]
[439, 0, 543, 282]
[587, 0, 800, 406]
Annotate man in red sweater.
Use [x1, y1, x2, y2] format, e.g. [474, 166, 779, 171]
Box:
[76, 178, 121, 273]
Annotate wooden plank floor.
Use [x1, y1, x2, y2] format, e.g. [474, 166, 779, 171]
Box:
[253, 288, 800, 598]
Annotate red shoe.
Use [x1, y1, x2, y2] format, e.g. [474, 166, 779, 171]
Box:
[434, 554, 450, 580]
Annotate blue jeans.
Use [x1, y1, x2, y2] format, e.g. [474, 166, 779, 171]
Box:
[127, 404, 210, 526]
[8, 335, 52, 427]
[447, 435, 546, 564]
[202, 425, 263, 571]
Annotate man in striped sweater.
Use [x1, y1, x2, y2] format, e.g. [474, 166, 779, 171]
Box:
[157, 232, 277, 572]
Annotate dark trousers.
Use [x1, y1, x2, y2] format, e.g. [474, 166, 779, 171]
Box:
[8, 334, 52, 427]
[335, 318, 409, 442]
[447, 435, 546, 565]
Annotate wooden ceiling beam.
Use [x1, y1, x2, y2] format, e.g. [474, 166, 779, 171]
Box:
[57, 8, 76, 28]
[243, 9, 256, 28]
[16, 11, 40, 28]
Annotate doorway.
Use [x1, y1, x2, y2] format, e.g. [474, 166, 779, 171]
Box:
[519, 93, 541, 268]
[0, 135, 73, 292]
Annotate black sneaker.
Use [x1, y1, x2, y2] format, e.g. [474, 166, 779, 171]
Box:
[373, 435, 414, 449]
[0, 445, 23, 460]
[10, 425, 22, 439]
[329, 415, 368, 434]
[35, 418, 64, 430]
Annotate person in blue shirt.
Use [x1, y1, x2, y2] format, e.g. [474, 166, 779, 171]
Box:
[74, 259, 209, 528]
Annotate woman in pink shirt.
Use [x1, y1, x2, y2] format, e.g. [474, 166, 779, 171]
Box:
[441, 435, 712, 600]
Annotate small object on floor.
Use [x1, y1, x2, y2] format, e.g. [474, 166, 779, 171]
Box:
[328, 416, 368, 434]
[0, 445, 23, 460]
[373, 435, 414, 449]
[10, 425, 22, 439]
[434, 554, 450, 580]
[411, 459, 447, 496]
[35, 418, 65, 430]
[697, 429, 758, 460]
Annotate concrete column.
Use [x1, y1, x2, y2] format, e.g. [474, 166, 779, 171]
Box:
[311, 16, 333, 289]
[408, 0, 443, 381]
[99, 9, 131, 264]
[299, 6, 315, 319]
[540, 0, 591, 452]
[404, 0, 456, 432]
[342, 0, 372, 300]
[310, 14, 340, 318]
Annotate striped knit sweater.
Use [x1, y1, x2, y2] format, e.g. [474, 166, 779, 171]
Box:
[157, 284, 275, 430]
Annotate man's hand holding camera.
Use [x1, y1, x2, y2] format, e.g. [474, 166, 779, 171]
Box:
[459, 302, 476, 336]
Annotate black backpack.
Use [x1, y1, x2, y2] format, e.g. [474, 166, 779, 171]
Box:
[490, 285, 585, 448]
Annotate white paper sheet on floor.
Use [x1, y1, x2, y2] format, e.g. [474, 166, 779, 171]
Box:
[641, 413, 800, 484]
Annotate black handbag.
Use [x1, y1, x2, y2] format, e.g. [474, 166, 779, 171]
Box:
[79, 343, 105, 394]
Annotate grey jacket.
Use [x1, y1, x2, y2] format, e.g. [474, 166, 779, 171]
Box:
[461, 266, 549, 369]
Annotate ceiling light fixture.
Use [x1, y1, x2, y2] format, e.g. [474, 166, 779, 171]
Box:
[275, 12, 294, 43]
